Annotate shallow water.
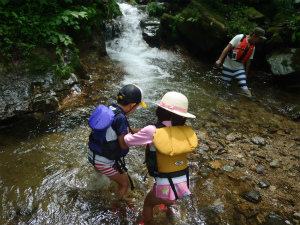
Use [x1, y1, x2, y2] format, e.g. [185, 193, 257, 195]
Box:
[0, 3, 300, 225]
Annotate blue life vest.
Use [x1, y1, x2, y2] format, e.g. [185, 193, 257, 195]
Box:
[88, 105, 127, 160]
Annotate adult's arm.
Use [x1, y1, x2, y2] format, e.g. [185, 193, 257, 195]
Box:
[215, 43, 233, 68]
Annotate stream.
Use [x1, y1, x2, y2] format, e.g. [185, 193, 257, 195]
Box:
[0, 2, 300, 225]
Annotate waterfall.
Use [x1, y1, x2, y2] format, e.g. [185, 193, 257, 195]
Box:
[106, 3, 182, 103]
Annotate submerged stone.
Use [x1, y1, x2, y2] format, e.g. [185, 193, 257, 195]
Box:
[243, 190, 262, 203]
[258, 179, 271, 189]
[222, 165, 235, 173]
[263, 211, 285, 225]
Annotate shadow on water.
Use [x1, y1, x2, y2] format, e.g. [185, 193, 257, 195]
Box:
[1, 2, 300, 225]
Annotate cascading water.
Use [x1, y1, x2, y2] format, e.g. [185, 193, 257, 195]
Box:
[105, 3, 214, 112]
[1, 2, 299, 225]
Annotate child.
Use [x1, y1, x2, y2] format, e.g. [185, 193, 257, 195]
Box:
[88, 84, 146, 198]
[124, 91, 198, 224]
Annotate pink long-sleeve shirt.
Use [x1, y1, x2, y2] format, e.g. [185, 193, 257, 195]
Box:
[124, 121, 172, 147]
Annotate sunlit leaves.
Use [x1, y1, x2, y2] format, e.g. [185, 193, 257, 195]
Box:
[0, 0, 121, 62]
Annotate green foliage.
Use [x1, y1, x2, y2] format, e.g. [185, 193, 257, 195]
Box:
[181, 7, 202, 23]
[0, 0, 121, 68]
[289, 15, 300, 43]
[272, 0, 294, 12]
[146, 2, 164, 17]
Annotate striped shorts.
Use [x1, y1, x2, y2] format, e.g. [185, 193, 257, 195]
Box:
[221, 67, 248, 89]
[88, 149, 119, 177]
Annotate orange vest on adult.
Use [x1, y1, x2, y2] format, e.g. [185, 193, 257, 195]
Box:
[229, 34, 255, 63]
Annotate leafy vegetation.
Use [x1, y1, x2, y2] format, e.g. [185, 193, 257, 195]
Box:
[0, 0, 121, 76]
[146, 2, 164, 17]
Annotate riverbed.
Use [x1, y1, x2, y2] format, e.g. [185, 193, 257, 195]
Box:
[0, 2, 300, 225]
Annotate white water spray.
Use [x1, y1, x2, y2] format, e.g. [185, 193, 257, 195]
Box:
[106, 3, 182, 103]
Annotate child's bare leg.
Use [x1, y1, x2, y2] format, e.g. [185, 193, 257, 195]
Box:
[109, 172, 129, 198]
[142, 189, 173, 224]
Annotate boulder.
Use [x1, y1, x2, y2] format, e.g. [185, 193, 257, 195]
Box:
[266, 48, 300, 75]
[141, 18, 161, 48]
[175, 0, 228, 53]
[244, 7, 265, 23]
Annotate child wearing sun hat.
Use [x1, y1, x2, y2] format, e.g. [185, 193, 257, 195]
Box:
[124, 91, 198, 224]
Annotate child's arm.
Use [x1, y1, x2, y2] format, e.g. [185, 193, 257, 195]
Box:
[130, 128, 141, 133]
[118, 133, 129, 150]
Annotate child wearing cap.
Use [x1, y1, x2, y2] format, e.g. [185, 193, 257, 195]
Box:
[124, 91, 198, 225]
[88, 84, 146, 199]
[215, 27, 267, 98]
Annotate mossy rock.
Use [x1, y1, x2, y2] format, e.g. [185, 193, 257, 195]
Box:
[176, 0, 228, 53]
[266, 33, 284, 50]
[244, 7, 265, 23]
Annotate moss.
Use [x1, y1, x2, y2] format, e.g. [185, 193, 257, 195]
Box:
[244, 7, 264, 20]
[291, 48, 300, 70]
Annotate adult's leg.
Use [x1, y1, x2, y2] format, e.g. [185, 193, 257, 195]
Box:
[234, 69, 252, 97]
[221, 67, 234, 86]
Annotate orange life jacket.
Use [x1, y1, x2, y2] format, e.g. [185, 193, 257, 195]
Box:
[228, 34, 255, 63]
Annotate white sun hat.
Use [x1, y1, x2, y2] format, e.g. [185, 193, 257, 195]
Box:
[153, 92, 196, 118]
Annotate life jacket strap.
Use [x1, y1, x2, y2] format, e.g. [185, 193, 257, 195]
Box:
[115, 157, 135, 190]
[158, 168, 189, 200]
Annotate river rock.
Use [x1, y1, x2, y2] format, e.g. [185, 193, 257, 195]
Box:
[266, 48, 300, 75]
[208, 161, 222, 169]
[199, 166, 211, 178]
[243, 190, 262, 203]
[270, 159, 280, 168]
[226, 132, 242, 142]
[30, 93, 60, 112]
[293, 212, 300, 219]
[258, 179, 271, 188]
[141, 18, 160, 48]
[222, 165, 235, 173]
[256, 165, 265, 174]
[251, 136, 266, 145]
[264, 211, 285, 225]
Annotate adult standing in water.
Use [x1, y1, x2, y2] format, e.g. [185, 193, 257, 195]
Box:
[215, 27, 267, 98]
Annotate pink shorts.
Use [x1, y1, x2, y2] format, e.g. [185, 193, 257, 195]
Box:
[153, 181, 191, 201]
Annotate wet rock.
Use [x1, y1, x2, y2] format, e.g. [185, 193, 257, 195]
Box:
[208, 161, 222, 169]
[227, 175, 243, 183]
[226, 132, 242, 142]
[208, 142, 219, 151]
[251, 136, 266, 145]
[266, 48, 300, 76]
[269, 185, 277, 192]
[196, 128, 209, 140]
[263, 211, 285, 225]
[199, 166, 211, 178]
[234, 204, 260, 219]
[293, 212, 300, 219]
[30, 93, 59, 112]
[141, 18, 160, 48]
[222, 165, 235, 173]
[276, 130, 286, 136]
[258, 179, 271, 189]
[270, 159, 280, 168]
[257, 165, 266, 174]
[243, 190, 262, 203]
[235, 160, 245, 167]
